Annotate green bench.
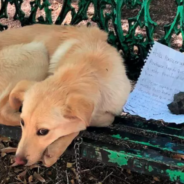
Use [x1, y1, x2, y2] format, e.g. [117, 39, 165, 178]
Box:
[1, 0, 184, 183]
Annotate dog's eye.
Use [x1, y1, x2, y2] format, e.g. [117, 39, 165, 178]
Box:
[20, 119, 24, 126]
[19, 106, 22, 113]
[37, 129, 49, 136]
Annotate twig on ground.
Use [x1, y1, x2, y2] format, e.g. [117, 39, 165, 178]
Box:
[66, 170, 69, 184]
[112, 174, 130, 184]
[81, 165, 104, 173]
[101, 171, 113, 183]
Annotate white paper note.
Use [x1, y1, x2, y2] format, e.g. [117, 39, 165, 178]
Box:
[124, 41, 184, 124]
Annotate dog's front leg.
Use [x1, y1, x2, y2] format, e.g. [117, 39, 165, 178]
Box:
[42, 132, 79, 167]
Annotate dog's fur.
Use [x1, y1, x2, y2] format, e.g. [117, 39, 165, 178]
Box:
[0, 24, 131, 167]
[0, 42, 49, 126]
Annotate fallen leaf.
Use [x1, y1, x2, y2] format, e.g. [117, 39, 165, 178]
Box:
[126, 169, 131, 174]
[47, 171, 52, 175]
[10, 162, 19, 167]
[153, 176, 160, 182]
[14, 168, 24, 173]
[1, 152, 6, 157]
[23, 178, 27, 184]
[71, 179, 75, 184]
[33, 172, 45, 183]
[10, 156, 15, 164]
[16, 176, 23, 182]
[29, 164, 40, 170]
[8, 172, 15, 177]
[0, 136, 10, 142]
[173, 154, 184, 160]
[1, 147, 17, 153]
[71, 168, 77, 175]
[18, 170, 27, 178]
[28, 175, 33, 183]
[0, 143, 4, 149]
[89, 176, 96, 180]
[66, 162, 73, 168]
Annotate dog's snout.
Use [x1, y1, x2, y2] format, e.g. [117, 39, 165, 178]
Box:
[14, 155, 28, 165]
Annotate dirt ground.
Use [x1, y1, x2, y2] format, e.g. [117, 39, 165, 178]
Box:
[0, 0, 182, 184]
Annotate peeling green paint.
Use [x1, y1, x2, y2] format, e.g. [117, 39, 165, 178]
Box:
[83, 149, 87, 157]
[166, 169, 184, 183]
[177, 163, 184, 167]
[148, 166, 154, 172]
[112, 134, 122, 139]
[111, 134, 157, 147]
[106, 150, 128, 167]
[111, 134, 184, 155]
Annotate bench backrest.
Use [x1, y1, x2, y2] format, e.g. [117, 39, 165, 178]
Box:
[0, 0, 183, 80]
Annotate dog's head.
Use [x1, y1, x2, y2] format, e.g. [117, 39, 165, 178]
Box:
[9, 79, 94, 166]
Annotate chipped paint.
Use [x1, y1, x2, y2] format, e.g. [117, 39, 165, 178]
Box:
[106, 150, 128, 167]
[148, 166, 154, 172]
[166, 169, 184, 183]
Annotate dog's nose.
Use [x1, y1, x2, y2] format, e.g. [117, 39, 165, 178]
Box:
[14, 155, 28, 165]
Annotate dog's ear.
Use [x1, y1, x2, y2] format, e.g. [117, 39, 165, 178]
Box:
[64, 94, 94, 127]
[9, 80, 36, 110]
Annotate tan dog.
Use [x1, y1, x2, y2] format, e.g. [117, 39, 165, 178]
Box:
[1, 24, 131, 166]
[0, 42, 49, 126]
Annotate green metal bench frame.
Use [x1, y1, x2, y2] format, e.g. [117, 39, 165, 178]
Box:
[1, 0, 184, 183]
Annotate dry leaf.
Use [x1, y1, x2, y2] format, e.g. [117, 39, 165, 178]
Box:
[18, 170, 27, 178]
[10, 162, 19, 167]
[29, 164, 40, 170]
[23, 178, 27, 184]
[1, 147, 17, 153]
[0, 136, 10, 142]
[28, 175, 33, 183]
[10, 156, 15, 164]
[8, 172, 15, 177]
[14, 168, 24, 173]
[16, 176, 23, 182]
[89, 176, 96, 180]
[67, 162, 73, 168]
[47, 171, 52, 175]
[71, 168, 76, 175]
[71, 179, 75, 184]
[126, 169, 131, 174]
[153, 176, 160, 182]
[1, 152, 6, 157]
[173, 154, 184, 160]
[33, 172, 45, 183]
[0, 143, 4, 149]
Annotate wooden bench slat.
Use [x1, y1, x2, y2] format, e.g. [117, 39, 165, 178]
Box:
[86, 126, 184, 155]
[75, 140, 184, 183]
[114, 117, 184, 139]
[1, 119, 184, 183]
[0, 124, 21, 140]
[78, 138, 184, 167]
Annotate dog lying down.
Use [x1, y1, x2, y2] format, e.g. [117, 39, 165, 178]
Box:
[0, 24, 131, 167]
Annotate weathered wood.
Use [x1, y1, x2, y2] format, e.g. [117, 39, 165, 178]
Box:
[1, 116, 184, 183]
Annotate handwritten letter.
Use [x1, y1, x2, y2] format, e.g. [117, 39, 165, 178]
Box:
[124, 41, 184, 124]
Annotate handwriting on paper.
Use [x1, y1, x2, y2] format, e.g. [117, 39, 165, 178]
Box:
[124, 41, 184, 124]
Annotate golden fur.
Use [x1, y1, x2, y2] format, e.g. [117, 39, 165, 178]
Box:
[0, 42, 49, 126]
[0, 24, 131, 167]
